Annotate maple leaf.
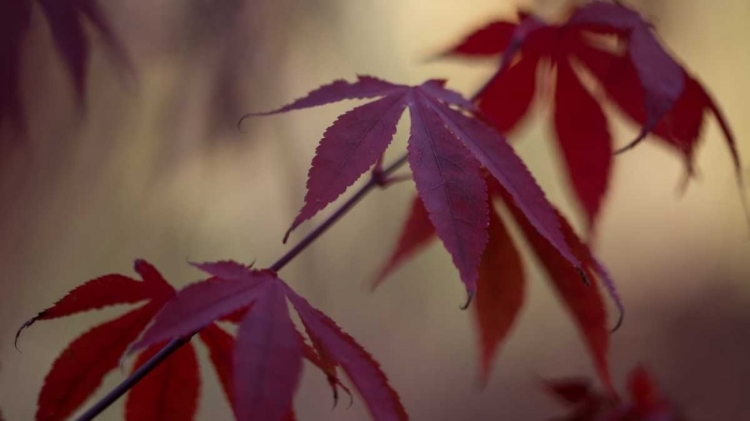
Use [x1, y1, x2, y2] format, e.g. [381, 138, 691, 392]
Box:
[16, 260, 239, 421]
[373, 173, 623, 389]
[126, 342, 200, 421]
[474, 202, 525, 386]
[17, 260, 173, 421]
[546, 365, 684, 421]
[132, 263, 408, 421]
[201, 310, 353, 413]
[444, 2, 741, 231]
[241, 75, 580, 294]
[0, 0, 131, 133]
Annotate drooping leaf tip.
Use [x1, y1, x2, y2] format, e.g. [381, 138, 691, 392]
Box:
[237, 114, 252, 133]
[14, 316, 39, 351]
[460, 290, 475, 310]
[609, 306, 624, 333]
[613, 130, 648, 155]
[282, 227, 293, 244]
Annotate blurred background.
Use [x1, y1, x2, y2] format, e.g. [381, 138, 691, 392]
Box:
[1, 0, 749, 420]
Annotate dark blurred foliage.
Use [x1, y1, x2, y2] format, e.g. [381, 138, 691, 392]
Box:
[0, 0, 131, 137]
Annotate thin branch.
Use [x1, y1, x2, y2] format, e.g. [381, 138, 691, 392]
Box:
[73, 153, 410, 421]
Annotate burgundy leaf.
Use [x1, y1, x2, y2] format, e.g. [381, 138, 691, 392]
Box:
[473, 204, 525, 384]
[544, 379, 594, 406]
[286, 287, 408, 421]
[131, 271, 275, 351]
[442, 3, 740, 234]
[297, 329, 353, 404]
[407, 95, 488, 293]
[36, 303, 161, 421]
[557, 211, 624, 331]
[372, 195, 436, 288]
[554, 58, 612, 230]
[446, 21, 517, 56]
[198, 324, 236, 406]
[288, 94, 408, 238]
[476, 52, 540, 133]
[501, 187, 612, 390]
[23, 275, 151, 322]
[431, 102, 581, 270]
[569, 2, 685, 150]
[17, 260, 173, 346]
[125, 342, 200, 421]
[234, 282, 302, 421]
[134, 259, 177, 297]
[576, 41, 741, 183]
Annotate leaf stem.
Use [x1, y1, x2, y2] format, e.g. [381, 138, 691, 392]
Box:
[73, 153, 410, 421]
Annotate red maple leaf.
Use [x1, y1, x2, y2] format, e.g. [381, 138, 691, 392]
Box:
[16, 260, 241, 421]
[125, 342, 200, 421]
[372, 173, 623, 390]
[130, 262, 407, 421]
[240, 75, 581, 295]
[445, 2, 741, 231]
[0, 0, 131, 134]
[545, 365, 685, 421]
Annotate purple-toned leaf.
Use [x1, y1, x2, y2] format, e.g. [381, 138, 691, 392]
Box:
[569, 2, 685, 149]
[288, 94, 408, 236]
[286, 287, 408, 421]
[418, 80, 476, 111]
[190, 260, 256, 281]
[567, 2, 644, 30]
[234, 282, 302, 421]
[430, 101, 580, 270]
[297, 329, 353, 403]
[407, 95, 488, 293]
[498, 183, 612, 390]
[131, 271, 275, 351]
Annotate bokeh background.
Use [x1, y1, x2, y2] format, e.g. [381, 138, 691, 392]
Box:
[1, 0, 749, 420]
